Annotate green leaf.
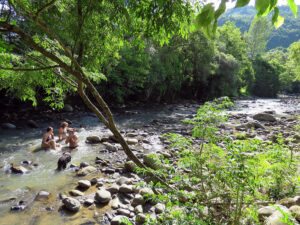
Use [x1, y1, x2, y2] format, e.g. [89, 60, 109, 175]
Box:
[196, 4, 215, 28]
[272, 7, 279, 24]
[287, 0, 298, 18]
[235, 0, 251, 8]
[274, 15, 284, 29]
[255, 0, 271, 16]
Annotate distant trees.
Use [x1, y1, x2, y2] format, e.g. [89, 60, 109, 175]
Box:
[245, 17, 272, 59]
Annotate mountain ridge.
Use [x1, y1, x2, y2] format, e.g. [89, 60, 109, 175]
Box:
[218, 6, 300, 50]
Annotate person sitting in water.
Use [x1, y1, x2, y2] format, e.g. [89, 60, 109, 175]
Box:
[65, 130, 78, 148]
[58, 122, 76, 141]
[41, 127, 59, 150]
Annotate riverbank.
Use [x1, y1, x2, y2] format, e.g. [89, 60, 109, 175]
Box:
[0, 96, 299, 225]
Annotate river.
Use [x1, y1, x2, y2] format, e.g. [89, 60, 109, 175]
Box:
[0, 96, 299, 225]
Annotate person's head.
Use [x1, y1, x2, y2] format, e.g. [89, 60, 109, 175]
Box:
[47, 126, 53, 132]
[68, 130, 74, 135]
[61, 122, 68, 128]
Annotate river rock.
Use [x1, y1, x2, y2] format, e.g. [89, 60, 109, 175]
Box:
[116, 177, 131, 186]
[246, 121, 265, 129]
[86, 136, 101, 143]
[253, 113, 276, 122]
[131, 194, 145, 206]
[143, 153, 162, 170]
[277, 197, 298, 208]
[135, 205, 143, 214]
[126, 133, 138, 137]
[10, 164, 28, 174]
[2, 123, 16, 129]
[84, 198, 94, 206]
[125, 138, 138, 145]
[64, 104, 73, 112]
[289, 205, 300, 221]
[111, 215, 130, 225]
[155, 203, 165, 214]
[11, 205, 26, 211]
[80, 162, 90, 168]
[69, 190, 84, 196]
[293, 134, 300, 143]
[119, 184, 133, 193]
[107, 184, 119, 194]
[124, 161, 138, 172]
[139, 187, 154, 197]
[57, 152, 71, 171]
[265, 207, 292, 225]
[111, 197, 120, 209]
[136, 213, 147, 225]
[27, 120, 38, 128]
[35, 191, 50, 200]
[78, 180, 91, 189]
[117, 208, 131, 217]
[103, 142, 118, 152]
[95, 188, 111, 204]
[62, 197, 81, 212]
[77, 166, 97, 176]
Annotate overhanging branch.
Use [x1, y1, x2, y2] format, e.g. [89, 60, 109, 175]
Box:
[35, 0, 57, 23]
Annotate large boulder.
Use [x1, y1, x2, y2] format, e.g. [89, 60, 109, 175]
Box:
[57, 152, 71, 171]
[253, 113, 276, 122]
[62, 197, 81, 212]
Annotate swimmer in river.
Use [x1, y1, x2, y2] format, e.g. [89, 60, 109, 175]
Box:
[41, 127, 59, 150]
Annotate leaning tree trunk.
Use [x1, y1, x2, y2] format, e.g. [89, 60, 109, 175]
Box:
[0, 1, 174, 190]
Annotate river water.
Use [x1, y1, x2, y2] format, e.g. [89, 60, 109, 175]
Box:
[0, 96, 299, 225]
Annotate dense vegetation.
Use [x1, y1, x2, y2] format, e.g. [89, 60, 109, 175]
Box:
[1, 4, 299, 108]
[0, 1, 300, 224]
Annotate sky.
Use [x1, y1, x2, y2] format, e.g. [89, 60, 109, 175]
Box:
[209, 0, 300, 9]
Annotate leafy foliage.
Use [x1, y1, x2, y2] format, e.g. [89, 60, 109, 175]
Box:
[144, 98, 299, 224]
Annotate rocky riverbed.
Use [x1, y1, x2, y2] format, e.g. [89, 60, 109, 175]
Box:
[0, 96, 299, 225]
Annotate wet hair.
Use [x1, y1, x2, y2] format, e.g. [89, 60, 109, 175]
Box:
[61, 122, 68, 128]
[47, 126, 53, 132]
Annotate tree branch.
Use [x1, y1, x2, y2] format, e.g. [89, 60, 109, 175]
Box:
[52, 67, 78, 88]
[0, 65, 59, 71]
[35, 0, 57, 23]
[77, 81, 109, 127]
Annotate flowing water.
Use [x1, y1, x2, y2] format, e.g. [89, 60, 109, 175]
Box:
[0, 96, 299, 225]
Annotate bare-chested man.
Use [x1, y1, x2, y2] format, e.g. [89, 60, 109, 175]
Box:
[65, 130, 78, 148]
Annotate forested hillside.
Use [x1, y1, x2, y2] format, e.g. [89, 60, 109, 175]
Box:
[219, 6, 300, 50]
